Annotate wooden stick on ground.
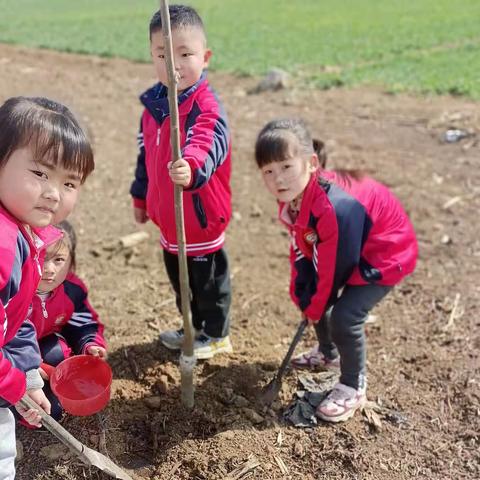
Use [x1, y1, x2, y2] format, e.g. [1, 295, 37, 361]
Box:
[18, 396, 133, 480]
[159, 0, 196, 408]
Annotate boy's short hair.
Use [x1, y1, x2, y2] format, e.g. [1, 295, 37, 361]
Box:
[149, 4, 205, 39]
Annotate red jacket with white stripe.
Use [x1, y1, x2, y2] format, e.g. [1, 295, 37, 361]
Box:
[0, 206, 61, 405]
[130, 72, 232, 256]
[280, 171, 418, 321]
[31, 272, 106, 356]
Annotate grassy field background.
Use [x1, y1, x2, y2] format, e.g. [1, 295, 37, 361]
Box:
[1, 0, 479, 98]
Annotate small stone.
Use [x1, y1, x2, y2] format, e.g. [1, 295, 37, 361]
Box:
[155, 375, 169, 394]
[119, 230, 149, 248]
[441, 234, 452, 245]
[40, 443, 69, 461]
[232, 88, 247, 97]
[144, 396, 162, 409]
[261, 361, 279, 372]
[243, 408, 264, 424]
[271, 400, 282, 411]
[250, 68, 289, 93]
[215, 430, 235, 440]
[250, 204, 263, 218]
[233, 395, 249, 408]
[293, 442, 305, 457]
[232, 211, 242, 222]
[263, 418, 277, 428]
[385, 411, 408, 426]
[223, 387, 234, 403]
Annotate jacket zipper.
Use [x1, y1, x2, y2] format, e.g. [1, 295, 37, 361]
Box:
[156, 127, 161, 146]
[41, 299, 48, 318]
[34, 253, 42, 276]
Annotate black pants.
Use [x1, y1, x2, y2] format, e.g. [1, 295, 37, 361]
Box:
[163, 248, 231, 338]
[39, 334, 69, 419]
[314, 284, 392, 390]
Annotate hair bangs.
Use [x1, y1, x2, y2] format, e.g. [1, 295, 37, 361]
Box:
[0, 97, 94, 182]
[255, 130, 298, 168]
[30, 119, 94, 183]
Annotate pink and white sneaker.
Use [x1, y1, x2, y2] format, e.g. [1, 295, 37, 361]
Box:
[291, 345, 340, 371]
[316, 382, 366, 423]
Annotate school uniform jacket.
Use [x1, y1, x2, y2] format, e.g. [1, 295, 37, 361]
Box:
[0, 206, 61, 405]
[31, 272, 106, 356]
[280, 171, 418, 322]
[130, 71, 232, 256]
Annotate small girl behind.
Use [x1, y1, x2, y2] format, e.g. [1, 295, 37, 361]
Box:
[31, 220, 107, 419]
[255, 118, 417, 423]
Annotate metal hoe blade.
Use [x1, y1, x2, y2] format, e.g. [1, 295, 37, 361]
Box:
[261, 319, 308, 405]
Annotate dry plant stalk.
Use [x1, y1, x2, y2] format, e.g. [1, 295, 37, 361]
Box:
[442, 293, 463, 331]
[226, 455, 261, 479]
[159, 0, 196, 408]
[274, 455, 289, 475]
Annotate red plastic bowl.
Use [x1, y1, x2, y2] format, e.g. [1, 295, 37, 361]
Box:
[47, 355, 112, 416]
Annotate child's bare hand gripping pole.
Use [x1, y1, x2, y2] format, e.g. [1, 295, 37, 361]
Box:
[159, 0, 196, 409]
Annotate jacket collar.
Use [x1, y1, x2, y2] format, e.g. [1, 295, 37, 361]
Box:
[140, 71, 207, 124]
[0, 204, 62, 252]
[279, 172, 322, 229]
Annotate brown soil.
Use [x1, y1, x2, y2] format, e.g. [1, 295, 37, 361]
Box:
[1, 43, 479, 480]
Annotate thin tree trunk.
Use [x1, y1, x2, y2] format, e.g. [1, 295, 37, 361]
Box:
[159, 0, 195, 408]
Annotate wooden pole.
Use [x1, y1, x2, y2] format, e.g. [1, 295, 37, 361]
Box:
[159, 0, 196, 408]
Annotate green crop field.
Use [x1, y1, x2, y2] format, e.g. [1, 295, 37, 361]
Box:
[1, 0, 479, 98]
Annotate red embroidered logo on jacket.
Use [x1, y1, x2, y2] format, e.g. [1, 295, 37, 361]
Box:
[304, 230, 318, 244]
[55, 315, 65, 326]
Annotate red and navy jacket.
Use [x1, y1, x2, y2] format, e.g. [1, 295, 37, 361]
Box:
[280, 170, 418, 321]
[31, 272, 106, 356]
[0, 206, 61, 405]
[130, 72, 232, 256]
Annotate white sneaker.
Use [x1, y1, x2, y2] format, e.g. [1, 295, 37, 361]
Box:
[194, 334, 233, 360]
[316, 382, 367, 423]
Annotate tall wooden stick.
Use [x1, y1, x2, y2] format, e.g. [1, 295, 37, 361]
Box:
[159, 0, 196, 408]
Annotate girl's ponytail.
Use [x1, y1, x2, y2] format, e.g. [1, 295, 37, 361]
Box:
[313, 137, 363, 181]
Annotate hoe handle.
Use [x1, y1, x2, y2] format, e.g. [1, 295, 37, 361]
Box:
[278, 318, 308, 379]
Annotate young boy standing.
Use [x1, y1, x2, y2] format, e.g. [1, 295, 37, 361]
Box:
[130, 5, 232, 359]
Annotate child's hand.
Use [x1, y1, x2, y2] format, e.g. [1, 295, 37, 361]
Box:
[168, 159, 192, 187]
[133, 207, 149, 224]
[303, 314, 317, 326]
[86, 345, 108, 359]
[15, 389, 51, 427]
[38, 366, 49, 380]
